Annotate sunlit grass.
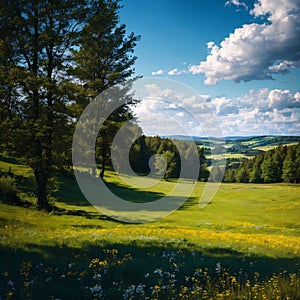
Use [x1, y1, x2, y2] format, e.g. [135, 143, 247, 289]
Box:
[0, 158, 300, 298]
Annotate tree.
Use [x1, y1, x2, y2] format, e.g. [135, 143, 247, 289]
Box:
[223, 168, 236, 183]
[72, 0, 140, 180]
[210, 165, 224, 183]
[272, 145, 286, 182]
[249, 166, 262, 183]
[249, 154, 263, 183]
[282, 146, 297, 183]
[235, 166, 249, 183]
[198, 147, 209, 181]
[0, 0, 87, 210]
[0, 0, 139, 209]
[154, 150, 176, 181]
[261, 152, 277, 183]
[129, 135, 151, 174]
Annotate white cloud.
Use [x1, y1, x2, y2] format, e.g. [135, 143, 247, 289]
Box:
[176, 112, 185, 117]
[168, 68, 179, 76]
[190, 0, 300, 85]
[214, 88, 300, 135]
[151, 69, 164, 75]
[134, 86, 300, 136]
[167, 68, 186, 76]
[225, 0, 248, 10]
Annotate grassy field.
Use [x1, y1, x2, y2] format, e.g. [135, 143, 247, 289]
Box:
[0, 159, 300, 299]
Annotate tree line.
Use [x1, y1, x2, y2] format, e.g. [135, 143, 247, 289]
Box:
[223, 143, 300, 184]
[127, 136, 209, 181]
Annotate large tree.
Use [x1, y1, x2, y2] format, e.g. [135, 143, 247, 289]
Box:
[0, 0, 87, 210]
[0, 0, 139, 209]
[72, 0, 140, 179]
[282, 144, 300, 183]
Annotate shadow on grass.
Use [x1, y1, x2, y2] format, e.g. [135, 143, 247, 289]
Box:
[1, 241, 300, 300]
[176, 196, 199, 210]
[55, 174, 166, 207]
[104, 180, 165, 203]
[52, 205, 129, 224]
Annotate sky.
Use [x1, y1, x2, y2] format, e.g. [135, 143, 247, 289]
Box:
[119, 0, 300, 137]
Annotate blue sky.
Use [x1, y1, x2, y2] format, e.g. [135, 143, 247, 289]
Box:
[119, 0, 300, 136]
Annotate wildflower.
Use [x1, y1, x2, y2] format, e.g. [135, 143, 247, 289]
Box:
[68, 263, 74, 269]
[154, 268, 163, 276]
[7, 280, 14, 287]
[93, 274, 102, 280]
[90, 284, 103, 298]
[215, 262, 221, 274]
[123, 284, 136, 299]
[136, 284, 145, 295]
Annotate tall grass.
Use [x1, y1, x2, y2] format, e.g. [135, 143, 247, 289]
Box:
[1, 246, 299, 299]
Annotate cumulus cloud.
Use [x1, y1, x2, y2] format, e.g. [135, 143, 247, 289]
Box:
[210, 88, 300, 135]
[151, 69, 164, 75]
[190, 0, 300, 85]
[134, 86, 300, 136]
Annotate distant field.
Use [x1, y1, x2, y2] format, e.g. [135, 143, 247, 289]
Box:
[253, 142, 300, 152]
[206, 153, 251, 160]
[1, 159, 299, 299]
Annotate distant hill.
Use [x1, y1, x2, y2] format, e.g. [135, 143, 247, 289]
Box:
[162, 135, 300, 165]
[163, 135, 300, 147]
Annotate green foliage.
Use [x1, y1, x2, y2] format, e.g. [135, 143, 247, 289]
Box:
[128, 136, 209, 181]
[154, 150, 176, 181]
[225, 143, 300, 183]
[282, 144, 300, 183]
[0, 0, 140, 208]
[71, 0, 140, 180]
[0, 175, 19, 203]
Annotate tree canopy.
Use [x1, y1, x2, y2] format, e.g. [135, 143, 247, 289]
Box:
[0, 0, 140, 210]
[224, 143, 300, 184]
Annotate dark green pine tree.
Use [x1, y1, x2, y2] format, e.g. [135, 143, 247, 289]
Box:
[296, 143, 300, 183]
[72, 0, 140, 180]
[198, 147, 209, 181]
[235, 166, 249, 183]
[223, 168, 236, 183]
[129, 135, 151, 174]
[272, 145, 286, 182]
[0, 0, 86, 210]
[282, 145, 298, 183]
[260, 151, 277, 183]
[154, 150, 176, 181]
[249, 153, 264, 183]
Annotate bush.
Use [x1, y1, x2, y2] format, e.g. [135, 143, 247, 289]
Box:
[0, 175, 20, 204]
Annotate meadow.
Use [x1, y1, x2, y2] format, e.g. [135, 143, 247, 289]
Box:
[0, 158, 300, 299]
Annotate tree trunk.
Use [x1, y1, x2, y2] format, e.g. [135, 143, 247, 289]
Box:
[99, 134, 108, 180]
[34, 169, 52, 212]
[100, 157, 105, 180]
[36, 179, 52, 212]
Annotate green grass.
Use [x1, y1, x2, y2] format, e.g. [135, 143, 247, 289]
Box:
[253, 142, 299, 151]
[0, 158, 299, 299]
[207, 153, 248, 159]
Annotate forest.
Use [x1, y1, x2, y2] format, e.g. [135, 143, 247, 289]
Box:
[223, 143, 300, 184]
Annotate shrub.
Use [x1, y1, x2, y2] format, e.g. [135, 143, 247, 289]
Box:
[0, 175, 20, 204]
